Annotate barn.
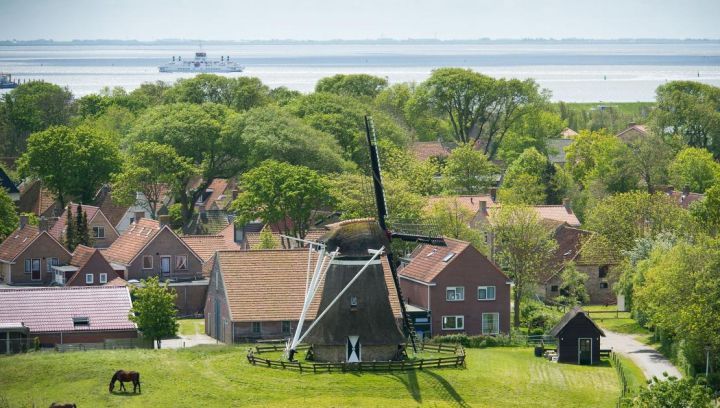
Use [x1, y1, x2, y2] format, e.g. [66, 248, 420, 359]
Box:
[549, 307, 605, 365]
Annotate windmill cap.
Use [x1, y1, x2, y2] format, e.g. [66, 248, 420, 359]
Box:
[320, 219, 389, 258]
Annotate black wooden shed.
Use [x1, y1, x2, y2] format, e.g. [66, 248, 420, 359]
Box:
[549, 307, 605, 365]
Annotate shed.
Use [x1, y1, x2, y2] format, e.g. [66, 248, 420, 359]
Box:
[549, 307, 605, 365]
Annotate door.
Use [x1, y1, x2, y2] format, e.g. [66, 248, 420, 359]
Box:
[347, 335, 361, 363]
[578, 338, 592, 365]
[31, 259, 41, 281]
[214, 300, 222, 341]
[160, 256, 171, 275]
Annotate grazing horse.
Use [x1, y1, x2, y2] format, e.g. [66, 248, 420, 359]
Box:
[109, 370, 141, 394]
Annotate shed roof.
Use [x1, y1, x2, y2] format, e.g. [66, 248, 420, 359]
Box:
[0, 286, 135, 333]
[549, 307, 605, 337]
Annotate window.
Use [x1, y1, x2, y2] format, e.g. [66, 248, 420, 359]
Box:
[446, 286, 465, 301]
[99, 273, 108, 284]
[251, 322, 261, 334]
[25, 259, 31, 273]
[143, 255, 153, 269]
[73, 317, 90, 327]
[46, 257, 59, 273]
[550, 285, 559, 292]
[482, 313, 500, 335]
[86, 274, 94, 284]
[176, 255, 188, 270]
[599, 265, 609, 278]
[25, 259, 40, 274]
[477, 286, 496, 301]
[442, 252, 455, 262]
[92, 226, 105, 239]
[600, 282, 609, 289]
[160, 256, 171, 274]
[442, 315, 464, 330]
[282, 321, 291, 334]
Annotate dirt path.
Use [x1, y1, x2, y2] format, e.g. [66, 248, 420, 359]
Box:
[603, 329, 682, 380]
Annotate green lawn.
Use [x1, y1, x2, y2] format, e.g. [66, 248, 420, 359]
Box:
[583, 305, 652, 338]
[0, 346, 624, 407]
[177, 318, 205, 336]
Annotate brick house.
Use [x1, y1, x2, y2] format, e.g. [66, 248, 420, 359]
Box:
[205, 249, 401, 343]
[616, 123, 649, 144]
[0, 286, 137, 347]
[16, 179, 59, 218]
[398, 238, 511, 338]
[49, 203, 120, 248]
[50, 244, 122, 287]
[0, 217, 71, 285]
[94, 185, 174, 234]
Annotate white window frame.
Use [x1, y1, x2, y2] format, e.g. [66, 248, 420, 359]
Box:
[160, 255, 171, 274]
[46, 257, 59, 273]
[99, 273, 108, 284]
[92, 226, 105, 239]
[441, 315, 464, 331]
[482, 312, 500, 335]
[86, 274, 94, 284]
[445, 286, 465, 301]
[477, 286, 496, 301]
[142, 255, 153, 269]
[176, 255, 188, 270]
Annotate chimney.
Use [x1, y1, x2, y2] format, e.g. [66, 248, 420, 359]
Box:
[19, 215, 28, 230]
[134, 211, 144, 223]
[39, 216, 49, 232]
[159, 215, 171, 229]
[682, 185, 690, 197]
[489, 187, 497, 202]
[234, 222, 244, 244]
[563, 198, 572, 213]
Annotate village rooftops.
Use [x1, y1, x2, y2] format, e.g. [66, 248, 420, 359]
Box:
[0, 224, 68, 264]
[538, 223, 593, 283]
[0, 286, 135, 333]
[410, 141, 452, 161]
[425, 195, 497, 215]
[101, 218, 162, 266]
[17, 180, 57, 217]
[213, 249, 401, 322]
[549, 306, 605, 337]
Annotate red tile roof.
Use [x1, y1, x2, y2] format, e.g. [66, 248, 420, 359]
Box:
[70, 244, 96, 267]
[488, 205, 581, 227]
[102, 218, 161, 266]
[426, 195, 496, 216]
[216, 249, 401, 322]
[539, 224, 593, 282]
[17, 180, 58, 217]
[181, 235, 241, 261]
[0, 225, 43, 262]
[0, 286, 136, 333]
[94, 186, 131, 228]
[398, 237, 472, 283]
[49, 203, 102, 239]
[667, 190, 704, 209]
[411, 141, 451, 161]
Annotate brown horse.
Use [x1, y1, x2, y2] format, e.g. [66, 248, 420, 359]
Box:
[109, 370, 141, 393]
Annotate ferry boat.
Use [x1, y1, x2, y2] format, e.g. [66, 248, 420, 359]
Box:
[0, 73, 19, 89]
[158, 51, 244, 73]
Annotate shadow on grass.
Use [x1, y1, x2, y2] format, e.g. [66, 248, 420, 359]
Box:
[419, 370, 470, 408]
[390, 370, 422, 403]
[110, 391, 143, 397]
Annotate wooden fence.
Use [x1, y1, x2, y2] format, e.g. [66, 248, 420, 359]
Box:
[610, 352, 629, 407]
[247, 343, 466, 373]
[585, 310, 631, 320]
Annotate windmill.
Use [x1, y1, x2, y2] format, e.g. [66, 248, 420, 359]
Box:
[285, 116, 444, 362]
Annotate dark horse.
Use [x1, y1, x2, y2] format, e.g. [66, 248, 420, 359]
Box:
[109, 370, 141, 393]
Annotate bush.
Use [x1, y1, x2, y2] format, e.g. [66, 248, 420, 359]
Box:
[428, 334, 525, 348]
[623, 374, 712, 408]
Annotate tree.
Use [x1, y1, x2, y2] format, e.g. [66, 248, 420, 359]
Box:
[232, 161, 331, 242]
[555, 262, 589, 306]
[255, 225, 278, 249]
[500, 147, 570, 204]
[628, 375, 712, 408]
[112, 142, 196, 219]
[498, 109, 566, 165]
[128, 103, 243, 224]
[315, 74, 388, 99]
[129, 276, 178, 349]
[626, 131, 675, 193]
[17, 125, 121, 207]
[165, 74, 270, 111]
[76, 204, 91, 248]
[668, 147, 720, 193]
[0, 187, 18, 241]
[423, 197, 487, 252]
[689, 183, 720, 236]
[268, 86, 302, 106]
[1, 82, 73, 155]
[491, 205, 557, 328]
[654, 81, 720, 158]
[441, 143, 497, 194]
[413, 68, 545, 158]
[498, 173, 546, 205]
[65, 207, 76, 251]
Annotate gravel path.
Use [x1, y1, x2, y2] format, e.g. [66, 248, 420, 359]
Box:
[603, 329, 682, 380]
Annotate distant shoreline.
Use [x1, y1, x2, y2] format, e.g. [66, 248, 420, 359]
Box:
[2, 38, 720, 46]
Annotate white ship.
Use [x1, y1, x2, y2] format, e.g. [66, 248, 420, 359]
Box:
[159, 51, 244, 73]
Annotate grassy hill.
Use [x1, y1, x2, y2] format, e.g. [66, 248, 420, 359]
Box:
[0, 346, 624, 407]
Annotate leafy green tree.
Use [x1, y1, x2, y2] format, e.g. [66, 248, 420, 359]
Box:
[65, 207, 77, 251]
[128, 103, 243, 224]
[1, 82, 73, 155]
[255, 225, 278, 250]
[232, 161, 331, 241]
[315, 74, 388, 99]
[129, 276, 178, 349]
[413, 68, 545, 158]
[165, 74, 269, 111]
[224, 105, 349, 173]
[441, 143, 497, 194]
[491, 205, 557, 328]
[423, 197, 487, 252]
[668, 147, 720, 193]
[268, 86, 302, 106]
[627, 375, 712, 408]
[626, 131, 675, 193]
[112, 142, 196, 219]
[555, 261, 589, 306]
[500, 147, 570, 204]
[81, 105, 136, 141]
[498, 110, 566, 164]
[689, 183, 720, 236]
[498, 173, 546, 205]
[654, 81, 720, 158]
[18, 125, 121, 207]
[76, 204, 91, 248]
[378, 140, 441, 196]
[0, 187, 18, 240]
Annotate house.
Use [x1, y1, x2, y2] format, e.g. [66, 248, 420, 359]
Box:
[94, 185, 173, 234]
[181, 234, 243, 277]
[410, 141, 452, 162]
[184, 206, 232, 235]
[0, 216, 71, 285]
[0, 286, 137, 348]
[617, 123, 649, 144]
[0, 167, 19, 201]
[549, 307, 605, 365]
[560, 128, 578, 138]
[16, 180, 59, 218]
[49, 203, 120, 248]
[398, 238, 511, 338]
[205, 249, 401, 343]
[665, 186, 704, 209]
[50, 244, 122, 287]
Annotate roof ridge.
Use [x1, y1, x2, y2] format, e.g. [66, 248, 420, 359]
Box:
[0, 285, 124, 292]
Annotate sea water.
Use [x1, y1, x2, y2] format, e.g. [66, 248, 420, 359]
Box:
[1, 42, 719, 102]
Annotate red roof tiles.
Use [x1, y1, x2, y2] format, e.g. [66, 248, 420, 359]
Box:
[398, 237, 471, 283]
[102, 218, 161, 266]
[0, 225, 42, 262]
[411, 141, 451, 161]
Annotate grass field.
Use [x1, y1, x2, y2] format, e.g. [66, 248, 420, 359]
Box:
[177, 318, 205, 336]
[0, 346, 624, 407]
[583, 305, 654, 342]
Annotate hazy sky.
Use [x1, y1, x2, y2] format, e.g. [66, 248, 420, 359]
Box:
[1, 0, 719, 40]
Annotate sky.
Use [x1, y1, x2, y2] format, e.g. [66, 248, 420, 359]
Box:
[1, 0, 719, 41]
